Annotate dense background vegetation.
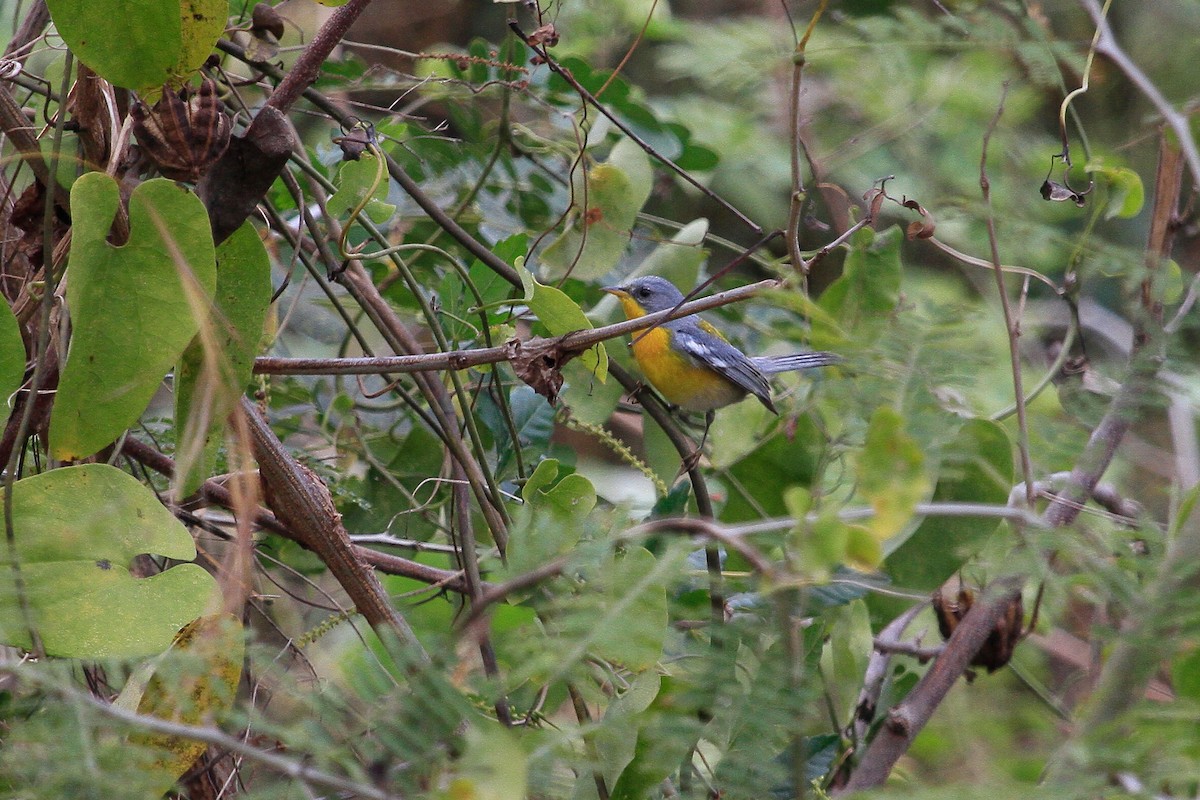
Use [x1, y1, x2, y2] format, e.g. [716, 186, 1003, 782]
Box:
[0, 0, 1197, 797]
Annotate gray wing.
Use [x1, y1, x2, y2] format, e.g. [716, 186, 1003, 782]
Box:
[674, 325, 774, 410]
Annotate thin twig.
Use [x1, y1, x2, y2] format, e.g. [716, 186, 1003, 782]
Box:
[508, 20, 761, 235]
[980, 83, 1036, 507]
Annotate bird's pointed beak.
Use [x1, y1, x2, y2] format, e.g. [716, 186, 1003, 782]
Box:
[601, 286, 626, 297]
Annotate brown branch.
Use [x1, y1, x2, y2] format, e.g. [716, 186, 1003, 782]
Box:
[980, 83, 1036, 507]
[239, 397, 428, 659]
[335, 261, 512, 546]
[1041, 139, 1180, 530]
[262, 0, 375, 115]
[200, 0, 376, 245]
[4, 0, 50, 60]
[253, 279, 778, 376]
[121, 436, 482, 594]
[214, 37, 522, 287]
[836, 577, 1024, 793]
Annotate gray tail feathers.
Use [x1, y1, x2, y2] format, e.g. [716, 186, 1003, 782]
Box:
[752, 351, 843, 375]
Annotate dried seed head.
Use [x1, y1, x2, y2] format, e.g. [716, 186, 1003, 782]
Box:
[131, 77, 231, 182]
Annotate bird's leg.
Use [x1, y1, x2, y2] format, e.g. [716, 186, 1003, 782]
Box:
[682, 410, 714, 471]
[699, 410, 715, 453]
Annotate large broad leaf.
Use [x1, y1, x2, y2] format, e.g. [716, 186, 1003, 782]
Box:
[720, 416, 827, 523]
[873, 418, 1013, 620]
[564, 547, 670, 672]
[327, 153, 395, 226]
[540, 137, 652, 281]
[174, 222, 272, 496]
[51, 175, 217, 460]
[447, 724, 527, 800]
[0, 298, 25, 427]
[610, 676, 704, 800]
[0, 464, 217, 658]
[47, 0, 226, 91]
[506, 459, 597, 578]
[114, 614, 244, 794]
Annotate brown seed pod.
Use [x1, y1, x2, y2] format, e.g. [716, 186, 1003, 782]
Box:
[933, 585, 1025, 674]
[130, 77, 232, 182]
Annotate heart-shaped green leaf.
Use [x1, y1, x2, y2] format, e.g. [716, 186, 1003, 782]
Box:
[0, 464, 217, 658]
[174, 221, 272, 496]
[52, 174, 217, 460]
[47, 0, 226, 91]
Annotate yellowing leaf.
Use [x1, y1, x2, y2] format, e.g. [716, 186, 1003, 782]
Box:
[856, 406, 929, 541]
[116, 614, 244, 794]
[47, 0, 226, 91]
[452, 724, 527, 800]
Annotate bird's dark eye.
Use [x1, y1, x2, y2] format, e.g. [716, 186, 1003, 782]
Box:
[637, 286, 650, 298]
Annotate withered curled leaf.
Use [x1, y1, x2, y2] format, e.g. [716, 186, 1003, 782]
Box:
[1040, 179, 1087, 207]
[508, 338, 566, 404]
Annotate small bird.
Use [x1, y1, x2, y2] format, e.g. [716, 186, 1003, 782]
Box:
[603, 276, 841, 421]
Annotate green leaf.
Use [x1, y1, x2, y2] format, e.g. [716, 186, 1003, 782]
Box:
[882, 418, 1012, 584]
[477, 383, 552, 479]
[821, 598, 873, 724]
[856, 406, 930, 542]
[522, 547, 674, 685]
[48, 0, 179, 89]
[816, 225, 902, 344]
[721, 417, 826, 522]
[174, 222, 272, 496]
[0, 464, 218, 658]
[610, 676, 704, 800]
[449, 724, 527, 800]
[540, 137, 653, 281]
[506, 460, 597, 578]
[633, 217, 709, 290]
[47, 0, 225, 91]
[1171, 647, 1200, 702]
[1088, 163, 1145, 220]
[516, 259, 608, 382]
[587, 548, 669, 669]
[0, 297, 26, 427]
[595, 671, 662, 786]
[52, 175, 217, 459]
[327, 153, 395, 227]
[1158, 258, 1184, 305]
[521, 458, 597, 521]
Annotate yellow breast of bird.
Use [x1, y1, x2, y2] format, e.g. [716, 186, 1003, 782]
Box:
[630, 325, 746, 412]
